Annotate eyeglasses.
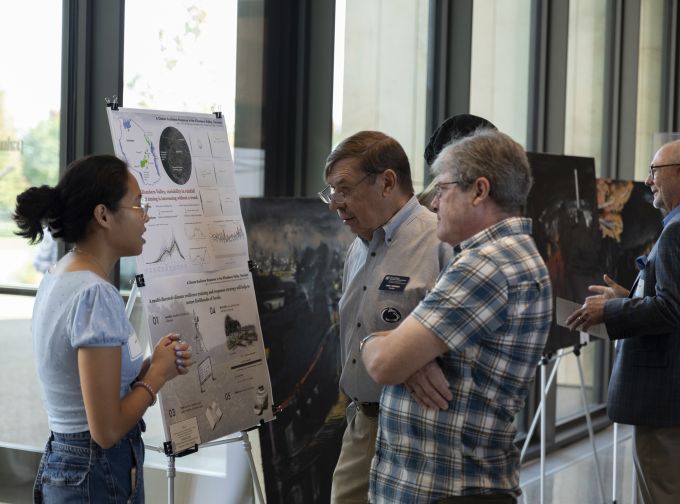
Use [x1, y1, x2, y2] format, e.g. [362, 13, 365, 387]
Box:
[649, 163, 680, 180]
[433, 180, 463, 199]
[119, 197, 150, 218]
[318, 173, 372, 204]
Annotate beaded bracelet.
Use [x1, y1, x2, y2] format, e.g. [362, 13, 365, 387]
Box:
[132, 381, 157, 406]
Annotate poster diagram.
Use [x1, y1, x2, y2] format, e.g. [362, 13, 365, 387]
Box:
[111, 117, 162, 185]
[141, 224, 187, 276]
[195, 158, 217, 187]
[208, 220, 246, 257]
[107, 106, 273, 453]
[159, 126, 192, 184]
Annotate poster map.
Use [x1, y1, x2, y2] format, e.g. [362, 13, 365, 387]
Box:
[107, 106, 273, 453]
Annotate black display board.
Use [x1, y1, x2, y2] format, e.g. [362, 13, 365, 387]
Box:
[596, 179, 663, 293]
[241, 198, 354, 504]
[526, 153, 603, 354]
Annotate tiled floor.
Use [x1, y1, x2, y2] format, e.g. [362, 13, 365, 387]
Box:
[520, 423, 636, 504]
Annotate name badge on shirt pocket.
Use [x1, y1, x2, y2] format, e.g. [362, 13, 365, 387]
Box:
[378, 275, 410, 292]
[127, 332, 143, 361]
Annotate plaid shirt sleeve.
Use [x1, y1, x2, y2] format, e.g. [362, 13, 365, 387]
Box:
[412, 251, 508, 352]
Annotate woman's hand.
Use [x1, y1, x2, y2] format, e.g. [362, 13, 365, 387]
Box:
[148, 333, 193, 384]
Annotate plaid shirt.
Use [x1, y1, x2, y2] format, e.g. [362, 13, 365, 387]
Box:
[369, 217, 552, 503]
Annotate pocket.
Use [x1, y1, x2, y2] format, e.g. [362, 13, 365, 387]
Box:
[128, 434, 145, 502]
[40, 441, 91, 487]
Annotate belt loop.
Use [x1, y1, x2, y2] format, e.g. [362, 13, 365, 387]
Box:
[355, 402, 380, 418]
[89, 435, 99, 466]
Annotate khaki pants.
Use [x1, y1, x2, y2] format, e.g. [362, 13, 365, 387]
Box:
[330, 406, 379, 504]
[633, 425, 680, 504]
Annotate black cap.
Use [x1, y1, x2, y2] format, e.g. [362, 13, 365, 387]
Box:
[424, 114, 496, 165]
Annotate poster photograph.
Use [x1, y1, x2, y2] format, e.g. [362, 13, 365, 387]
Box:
[526, 152, 603, 353]
[596, 178, 663, 288]
[241, 198, 354, 504]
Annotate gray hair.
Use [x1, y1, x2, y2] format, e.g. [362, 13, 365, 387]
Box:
[431, 128, 533, 212]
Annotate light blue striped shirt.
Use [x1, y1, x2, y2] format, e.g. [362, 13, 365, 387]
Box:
[339, 196, 452, 403]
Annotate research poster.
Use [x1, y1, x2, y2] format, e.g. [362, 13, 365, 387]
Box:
[107, 107, 273, 453]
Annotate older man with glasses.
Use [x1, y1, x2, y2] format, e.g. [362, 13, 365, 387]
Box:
[361, 129, 552, 503]
[321, 130, 452, 504]
[567, 140, 680, 504]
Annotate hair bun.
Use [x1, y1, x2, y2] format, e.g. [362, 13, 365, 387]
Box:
[47, 186, 64, 213]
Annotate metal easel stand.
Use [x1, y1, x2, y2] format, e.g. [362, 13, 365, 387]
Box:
[611, 338, 637, 504]
[519, 342, 607, 504]
[145, 430, 265, 504]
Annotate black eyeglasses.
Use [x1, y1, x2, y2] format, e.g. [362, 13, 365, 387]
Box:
[649, 163, 680, 180]
[318, 174, 372, 204]
[433, 180, 463, 199]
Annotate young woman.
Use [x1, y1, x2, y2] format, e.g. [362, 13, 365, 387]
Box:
[13, 154, 193, 503]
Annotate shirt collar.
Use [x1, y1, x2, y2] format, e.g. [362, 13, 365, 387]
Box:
[379, 196, 421, 246]
[456, 216, 533, 251]
[662, 204, 680, 228]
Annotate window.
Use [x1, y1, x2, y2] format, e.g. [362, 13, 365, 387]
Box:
[0, 1, 61, 287]
[469, 0, 532, 147]
[0, 293, 48, 449]
[332, 0, 430, 190]
[564, 0, 607, 174]
[124, 1, 237, 142]
[634, 0, 664, 179]
[555, 340, 604, 422]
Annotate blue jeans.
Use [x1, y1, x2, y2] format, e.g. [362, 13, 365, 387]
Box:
[33, 423, 145, 504]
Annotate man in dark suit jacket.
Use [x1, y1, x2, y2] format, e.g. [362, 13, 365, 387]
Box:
[567, 140, 680, 504]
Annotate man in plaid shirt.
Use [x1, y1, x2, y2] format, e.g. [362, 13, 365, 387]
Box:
[361, 129, 552, 503]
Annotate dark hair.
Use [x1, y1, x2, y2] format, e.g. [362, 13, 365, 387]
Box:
[324, 131, 414, 195]
[13, 154, 129, 244]
[424, 114, 497, 166]
[432, 128, 532, 212]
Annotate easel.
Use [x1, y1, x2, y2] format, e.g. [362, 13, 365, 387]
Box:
[126, 282, 266, 504]
[611, 338, 637, 504]
[519, 339, 607, 504]
[144, 429, 264, 504]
